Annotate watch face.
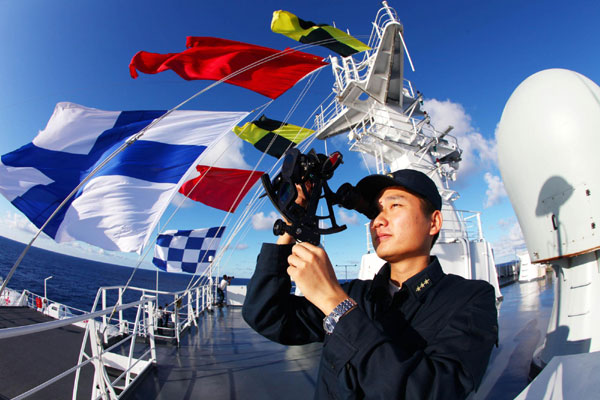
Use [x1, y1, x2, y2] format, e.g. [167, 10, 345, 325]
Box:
[324, 316, 335, 333]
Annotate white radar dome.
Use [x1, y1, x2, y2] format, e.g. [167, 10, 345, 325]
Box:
[497, 68, 600, 263]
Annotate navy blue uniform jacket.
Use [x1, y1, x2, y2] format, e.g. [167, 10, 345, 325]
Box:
[242, 243, 498, 399]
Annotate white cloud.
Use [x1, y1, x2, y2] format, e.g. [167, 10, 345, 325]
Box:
[423, 99, 472, 134]
[0, 210, 130, 264]
[483, 172, 507, 208]
[222, 241, 249, 251]
[338, 209, 359, 225]
[251, 211, 278, 230]
[170, 192, 197, 208]
[66, 240, 107, 256]
[491, 220, 526, 262]
[194, 130, 250, 170]
[2, 211, 39, 235]
[508, 222, 525, 242]
[497, 218, 511, 229]
[357, 152, 377, 173]
[423, 99, 497, 177]
[329, 134, 350, 151]
[329, 134, 377, 173]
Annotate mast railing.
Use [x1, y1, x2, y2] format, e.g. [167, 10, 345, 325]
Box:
[315, 98, 348, 132]
[328, 2, 400, 97]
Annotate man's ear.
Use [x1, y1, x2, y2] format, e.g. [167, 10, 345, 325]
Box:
[429, 210, 443, 236]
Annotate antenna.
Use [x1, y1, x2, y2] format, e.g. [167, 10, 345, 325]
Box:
[438, 125, 454, 140]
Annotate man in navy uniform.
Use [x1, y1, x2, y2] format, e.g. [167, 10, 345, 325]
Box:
[243, 169, 498, 399]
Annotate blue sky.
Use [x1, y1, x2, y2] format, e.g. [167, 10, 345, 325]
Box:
[1, 0, 599, 278]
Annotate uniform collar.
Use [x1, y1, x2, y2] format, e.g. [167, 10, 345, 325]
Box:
[370, 256, 445, 303]
[402, 256, 445, 301]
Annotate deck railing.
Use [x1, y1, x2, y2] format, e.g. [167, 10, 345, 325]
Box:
[0, 296, 156, 400]
[0, 280, 213, 399]
[3, 280, 214, 345]
[92, 283, 212, 346]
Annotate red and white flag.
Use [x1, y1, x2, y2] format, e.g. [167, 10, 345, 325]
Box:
[178, 165, 263, 213]
[129, 37, 328, 99]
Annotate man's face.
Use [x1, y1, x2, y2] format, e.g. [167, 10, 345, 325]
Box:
[369, 187, 434, 263]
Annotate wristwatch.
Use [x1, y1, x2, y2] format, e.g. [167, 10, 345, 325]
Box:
[323, 298, 357, 334]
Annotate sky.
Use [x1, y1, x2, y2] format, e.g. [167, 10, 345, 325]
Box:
[1, 0, 599, 279]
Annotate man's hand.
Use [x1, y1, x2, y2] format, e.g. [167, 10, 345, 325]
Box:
[276, 182, 313, 245]
[287, 242, 347, 315]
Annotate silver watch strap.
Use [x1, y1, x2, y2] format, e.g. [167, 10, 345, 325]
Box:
[323, 298, 357, 334]
[333, 298, 356, 318]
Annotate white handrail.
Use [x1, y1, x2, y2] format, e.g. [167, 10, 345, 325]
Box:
[90, 281, 212, 346]
[0, 299, 146, 340]
[5, 283, 210, 400]
[72, 297, 156, 400]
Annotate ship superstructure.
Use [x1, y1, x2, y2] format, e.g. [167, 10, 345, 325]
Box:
[314, 2, 501, 300]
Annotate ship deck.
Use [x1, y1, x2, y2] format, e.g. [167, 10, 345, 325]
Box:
[128, 306, 322, 399]
[0, 274, 554, 400]
[131, 274, 554, 400]
[0, 307, 94, 400]
[474, 274, 555, 399]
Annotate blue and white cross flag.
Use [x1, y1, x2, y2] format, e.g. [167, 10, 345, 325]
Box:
[0, 102, 247, 253]
[152, 227, 225, 273]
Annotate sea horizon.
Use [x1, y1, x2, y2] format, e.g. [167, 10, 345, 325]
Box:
[0, 235, 249, 312]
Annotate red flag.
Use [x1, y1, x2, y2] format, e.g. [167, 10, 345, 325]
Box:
[178, 165, 263, 212]
[129, 37, 328, 99]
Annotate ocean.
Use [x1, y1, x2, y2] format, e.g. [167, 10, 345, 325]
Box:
[0, 235, 249, 312]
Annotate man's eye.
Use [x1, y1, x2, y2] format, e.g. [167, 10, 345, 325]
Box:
[391, 203, 401, 208]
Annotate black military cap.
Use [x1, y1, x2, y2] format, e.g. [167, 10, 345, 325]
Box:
[354, 169, 442, 218]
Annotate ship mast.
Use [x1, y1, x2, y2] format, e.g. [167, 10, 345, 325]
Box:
[315, 1, 464, 244]
[313, 2, 501, 299]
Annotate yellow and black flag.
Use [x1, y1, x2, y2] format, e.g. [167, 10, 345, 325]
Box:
[271, 10, 370, 57]
[233, 115, 314, 159]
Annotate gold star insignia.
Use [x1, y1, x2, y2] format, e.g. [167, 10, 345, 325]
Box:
[415, 279, 431, 292]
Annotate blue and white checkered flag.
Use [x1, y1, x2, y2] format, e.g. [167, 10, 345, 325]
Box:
[152, 227, 225, 273]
